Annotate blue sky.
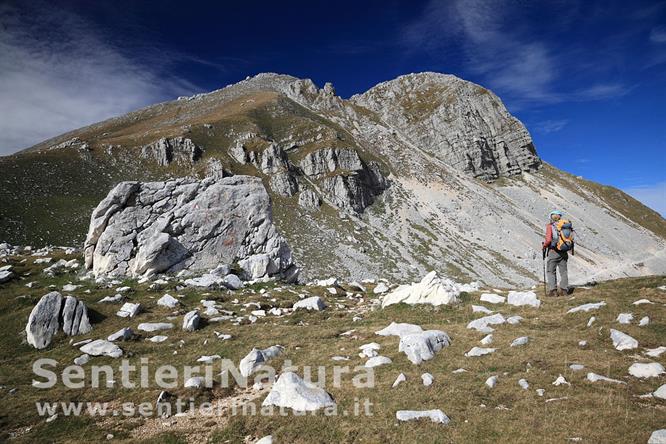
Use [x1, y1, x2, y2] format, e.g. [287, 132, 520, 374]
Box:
[1, 0, 665, 215]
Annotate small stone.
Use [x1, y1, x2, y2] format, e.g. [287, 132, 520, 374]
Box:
[421, 373, 434, 386]
[396, 409, 450, 425]
[80, 339, 123, 358]
[552, 375, 570, 386]
[639, 316, 650, 327]
[116, 302, 141, 318]
[157, 294, 180, 308]
[293, 296, 326, 311]
[518, 378, 529, 390]
[485, 376, 498, 388]
[510, 336, 529, 347]
[74, 354, 90, 365]
[392, 373, 406, 388]
[610, 329, 638, 350]
[182, 310, 201, 331]
[138, 323, 174, 332]
[465, 347, 496, 357]
[480, 334, 493, 345]
[107, 327, 133, 342]
[616, 313, 633, 324]
[365, 356, 392, 368]
[480, 293, 505, 304]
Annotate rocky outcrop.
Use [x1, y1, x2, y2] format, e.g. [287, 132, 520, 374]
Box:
[84, 176, 298, 281]
[25, 292, 92, 349]
[352, 72, 541, 181]
[140, 137, 203, 166]
[300, 148, 388, 213]
[298, 189, 321, 210]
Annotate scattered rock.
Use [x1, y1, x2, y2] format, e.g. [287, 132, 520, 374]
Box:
[26, 292, 92, 349]
[654, 384, 666, 400]
[485, 376, 498, 388]
[510, 336, 529, 347]
[586, 373, 625, 384]
[116, 302, 141, 318]
[99, 294, 123, 303]
[365, 356, 392, 367]
[552, 375, 570, 386]
[80, 340, 123, 358]
[466, 313, 506, 333]
[138, 322, 174, 332]
[567, 302, 606, 314]
[182, 310, 201, 331]
[421, 373, 434, 386]
[628, 362, 665, 378]
[157, 294, 180, 308]
[480, 293, 505, 304]
[465, 347, 496, 357]
[147, 335, 168, 343]
[645, 347, 666, 358]
[610, 329, 638, 350]
[108, 327, 133, 342]
[518, 379, 529, 389]
[262, 372, 336, 411]
[395, 409, 450, 425]
[74, 354, 90, 365]
[648, 430, 666, 444]
[639, 316, 650, 327]
[480, 334, 493, 345]
[184, 376, 206, 388]
[293, 296, 326, 311]
[376, 322, 423, 337]
[382, 271, 476, 307]
[240, 346, 283, 377]
[507, 290, 540, 308]
[373, 282, 389, 294]
[392, 373, 406, 388]
[399, 330, 451, 364]
[616, 313, 633, 324]
[472, 305, 493, 314]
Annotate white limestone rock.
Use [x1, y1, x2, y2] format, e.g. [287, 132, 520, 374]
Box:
[399, 330, 451, 364]
[373, 282, 389, 294]
[293, 296, 326, 311]
[107, 327, 133, 342]
[157, 294, 180, 308]
[396, 409, 450, 425]
[628, 362, 665, 378]
[480, 293, 505, 304]
[392, 373, 406, 388]
[365, 356, 392, 368]
[138, 322, 174, 332]
[610, 329, 638, 350]
[616, 313, 633, 324]
[510, 336, 529, 347]
[466, 313, 506, 333]
[83, 176, 298, 282]
[262, 372, 335, 411]
[507, 291, 540, 308]
[586, 372, 625, 384]
[239, 345, 283, 377]
[182, 310, 201, 331]
[648, 430, 666, 444]
[376, 322, 423, 337]
[567, 302, 606, 314]
[116, 302, 141, 318]
[645, 347, 666, 358]
[80, 339, 123, 358]
[421, 373, 434, 386]
[486, 375, 498, 388]
[26, 292, 92, 349]
[465, 347, 496, 357]
[381, 271, 473, 307]
[639, 316, 650, 327]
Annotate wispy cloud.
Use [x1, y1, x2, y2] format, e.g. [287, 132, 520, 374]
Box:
[0, 3, 201, 155]
[624, 181, 666, 217]
[400, 0, 634, 109]
[534, 119, 569, 134]
[650, 25, 666, 43]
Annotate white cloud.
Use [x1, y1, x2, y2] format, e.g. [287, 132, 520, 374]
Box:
[650, 25, 666, 43]
[400, 0, 630, 109]
[624, 182, 666, 217]
[0, 4, 200, 155]
[534, 119, 569, 134]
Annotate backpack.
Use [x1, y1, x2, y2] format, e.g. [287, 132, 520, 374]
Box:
[551, 219, 575, 252]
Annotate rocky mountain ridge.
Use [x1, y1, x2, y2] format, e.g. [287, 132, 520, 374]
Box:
[1, 72, 664, 287]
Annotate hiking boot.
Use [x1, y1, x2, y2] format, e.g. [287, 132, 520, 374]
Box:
[548, 289, 558, 297]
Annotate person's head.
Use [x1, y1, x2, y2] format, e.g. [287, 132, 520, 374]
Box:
[550, 210, 563, 221]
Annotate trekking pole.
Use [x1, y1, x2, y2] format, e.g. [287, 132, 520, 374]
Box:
[542, 247, 547, 297]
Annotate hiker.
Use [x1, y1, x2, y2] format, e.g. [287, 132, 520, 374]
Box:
[542, 210, 575, 296]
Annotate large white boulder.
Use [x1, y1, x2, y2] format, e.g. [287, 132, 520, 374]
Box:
[83, 176, 298, 282]
[262, 372, 336, 411]
[381, 271, 474, 307]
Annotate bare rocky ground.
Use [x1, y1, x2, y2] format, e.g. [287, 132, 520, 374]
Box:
[1, 247, 665, 443]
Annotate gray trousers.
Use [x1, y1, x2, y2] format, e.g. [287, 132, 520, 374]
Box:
[546, 249, 569, 291]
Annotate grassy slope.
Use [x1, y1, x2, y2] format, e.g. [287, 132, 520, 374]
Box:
[0, 251, 664, 443]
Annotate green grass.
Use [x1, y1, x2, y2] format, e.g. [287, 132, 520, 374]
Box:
[0, 250, 664, 443]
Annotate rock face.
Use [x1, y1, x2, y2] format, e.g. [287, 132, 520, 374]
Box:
[25, 292, 92, 349]
[84, 175, 298, 281]
[352, 73, 540, 181]
[140, 137, 203, 166]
